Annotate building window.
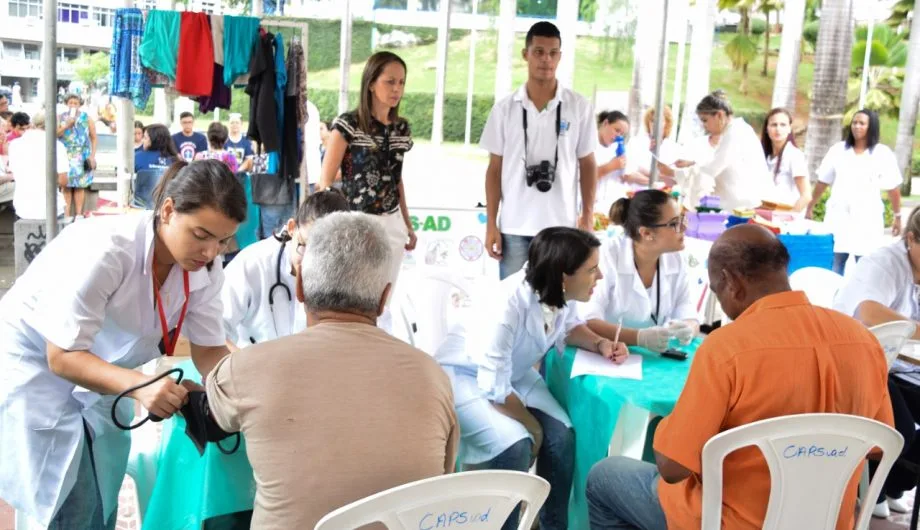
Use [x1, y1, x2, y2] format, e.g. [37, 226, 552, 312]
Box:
[23, 44, 40, 60]
[93, 7, 114, 26]
[2, 42, 23, 59]
[8, 0, 42, 18]
[58, 3, 89, 23]
[60, 47, 79, 61]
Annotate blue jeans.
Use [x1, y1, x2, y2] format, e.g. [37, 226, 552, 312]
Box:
[463, 408, 574, 530]
[259, 201, 295, 240]
[832, 252, 860, 275]
[586, 457, 668, 530]
[48, 428, 116, 530]
[500, 234, 534, 280]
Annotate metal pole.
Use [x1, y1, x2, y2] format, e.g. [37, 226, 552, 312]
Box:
[338, 0, 352, 115]
[670, 0, 687, 140]
[649, 0, 671, 187]
[116, 0, 135, 208]
[463, 0, 479, 147]
[858, 3, 875, 109]
[44, 0, 58, 238]
[431, 0, 452, 145]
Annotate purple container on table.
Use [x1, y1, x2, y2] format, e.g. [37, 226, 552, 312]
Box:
[696, 212, 729, 241]
[699, 196, 721, 210]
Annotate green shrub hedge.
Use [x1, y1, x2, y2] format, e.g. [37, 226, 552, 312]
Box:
[260, 17, 467, 72]
[309, 88, 495, 143]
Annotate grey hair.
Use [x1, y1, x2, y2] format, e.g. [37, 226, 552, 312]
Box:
[30, 111, 46, 129]
[301, 212, 394, 315]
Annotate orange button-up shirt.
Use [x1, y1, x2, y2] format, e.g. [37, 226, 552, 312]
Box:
[654, 290, 894, 530]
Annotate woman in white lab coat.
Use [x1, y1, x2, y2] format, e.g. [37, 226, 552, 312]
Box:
[594, 110, 631, 210]
[435, 227, 628, 530]
[807, 109, 903, 275]
[222, 188, 349, 348]
[624, 106, 682, 188]
[581, 189, 698, 351]
[760, 108, 811, 211]
[834, 204, 920, 338]
[0, 159, 245, 529]
[671, 90, 772, 211]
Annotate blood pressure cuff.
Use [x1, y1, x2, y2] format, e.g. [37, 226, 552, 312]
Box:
[181, 391, 240, 456]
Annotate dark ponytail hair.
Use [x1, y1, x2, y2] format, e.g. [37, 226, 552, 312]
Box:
[275, 188, 350, 242]
[153, 159, 247, 227]
[696, 89, 733, 116]
[598, 110, 629, 127]
[609, 189, 673, 241]
[525, 227, 601, 308]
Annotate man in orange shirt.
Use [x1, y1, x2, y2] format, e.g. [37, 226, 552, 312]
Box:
[585, 224, 894, 530]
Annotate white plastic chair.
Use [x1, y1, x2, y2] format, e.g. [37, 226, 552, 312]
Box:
[313, 470, 550, 530]
[404, 269, 473, 356]
[701, 413, 903, 530]
[789, 267, 844, 308]
[869, 321, 917, 369]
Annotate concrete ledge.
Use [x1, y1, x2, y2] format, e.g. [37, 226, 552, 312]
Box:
[14, 218, 72, 278]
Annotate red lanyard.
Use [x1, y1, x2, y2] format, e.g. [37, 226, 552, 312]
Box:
[153, 266, 190, 356]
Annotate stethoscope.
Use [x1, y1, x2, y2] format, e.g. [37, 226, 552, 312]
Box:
[263, 235, 294, 341]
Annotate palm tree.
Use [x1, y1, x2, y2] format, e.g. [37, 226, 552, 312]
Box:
[803, 0, 855, 178]
[772, 0, 807, 110]
[721, 0, 759, 94]
[894, 3, 920, 194]
[760, 0, 782, 76]
[678, 0, 718, 143]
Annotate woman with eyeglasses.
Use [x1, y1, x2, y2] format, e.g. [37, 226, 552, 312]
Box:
[580, 189, 699, 352]
[221, 189, 349, 350]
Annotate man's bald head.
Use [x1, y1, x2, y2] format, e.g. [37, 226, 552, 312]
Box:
[708, 225, 791, 319]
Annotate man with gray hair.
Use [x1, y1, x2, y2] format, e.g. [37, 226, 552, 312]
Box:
[7, 111, 68, 219]
[207, 211, 459, 530]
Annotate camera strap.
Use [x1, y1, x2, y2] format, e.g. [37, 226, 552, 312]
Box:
[522, 102, 561, 170]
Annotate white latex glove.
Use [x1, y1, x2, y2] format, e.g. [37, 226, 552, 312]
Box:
[667, 320, 695, 346]
[637, 326, 672, 353]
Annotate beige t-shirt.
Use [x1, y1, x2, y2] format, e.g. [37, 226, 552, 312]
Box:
[207, 321, 459, 530]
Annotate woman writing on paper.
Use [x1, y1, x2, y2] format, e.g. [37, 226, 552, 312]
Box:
[435, 227, 628, 530]
[806, 109, 903, 274]
[760, 108, 811, 211]
[222, 188, 348, 349]
[581, 189, 698, 351]
[0, 160, 245, 529]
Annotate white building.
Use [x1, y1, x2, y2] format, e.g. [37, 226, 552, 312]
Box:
[0, 0, 224, 103]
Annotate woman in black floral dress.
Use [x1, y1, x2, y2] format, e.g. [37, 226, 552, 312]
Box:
[320, 51, 416, 329]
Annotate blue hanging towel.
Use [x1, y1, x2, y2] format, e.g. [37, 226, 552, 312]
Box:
[110, 8, 151, 110]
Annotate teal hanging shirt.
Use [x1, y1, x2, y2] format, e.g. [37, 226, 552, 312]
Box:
[138, 10, 180, 80]
[223, 16, 261, 87]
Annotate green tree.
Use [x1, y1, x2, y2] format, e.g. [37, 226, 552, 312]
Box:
[887, 0, 915, 28]
[720, 0, 759, 94]
[759, 0, 781, 76]
[71, 52, 110, 89]
[846, 24, 908, 119]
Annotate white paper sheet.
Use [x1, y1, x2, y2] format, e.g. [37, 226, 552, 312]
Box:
[902, 340, 920, 362]
[571, 348, 643, 380]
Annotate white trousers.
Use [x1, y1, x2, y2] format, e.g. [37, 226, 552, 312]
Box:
[376, 210, 408, 333]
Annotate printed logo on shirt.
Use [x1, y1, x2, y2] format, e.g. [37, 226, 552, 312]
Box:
[178, 141, 198, 162]
[560, 120, 570, 135]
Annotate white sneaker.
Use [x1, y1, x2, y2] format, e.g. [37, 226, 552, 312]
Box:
[874, 500, 891, 518]
[888, 496, 911, 514]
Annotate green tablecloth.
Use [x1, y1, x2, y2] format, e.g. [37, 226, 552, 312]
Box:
[141, 360, 256, 530]
[545, 338, 703, 530]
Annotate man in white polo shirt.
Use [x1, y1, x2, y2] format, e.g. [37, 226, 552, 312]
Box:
[481, 21, 598, 279]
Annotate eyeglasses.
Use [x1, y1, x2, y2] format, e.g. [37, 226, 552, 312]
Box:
[648, 215, 687, 233]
